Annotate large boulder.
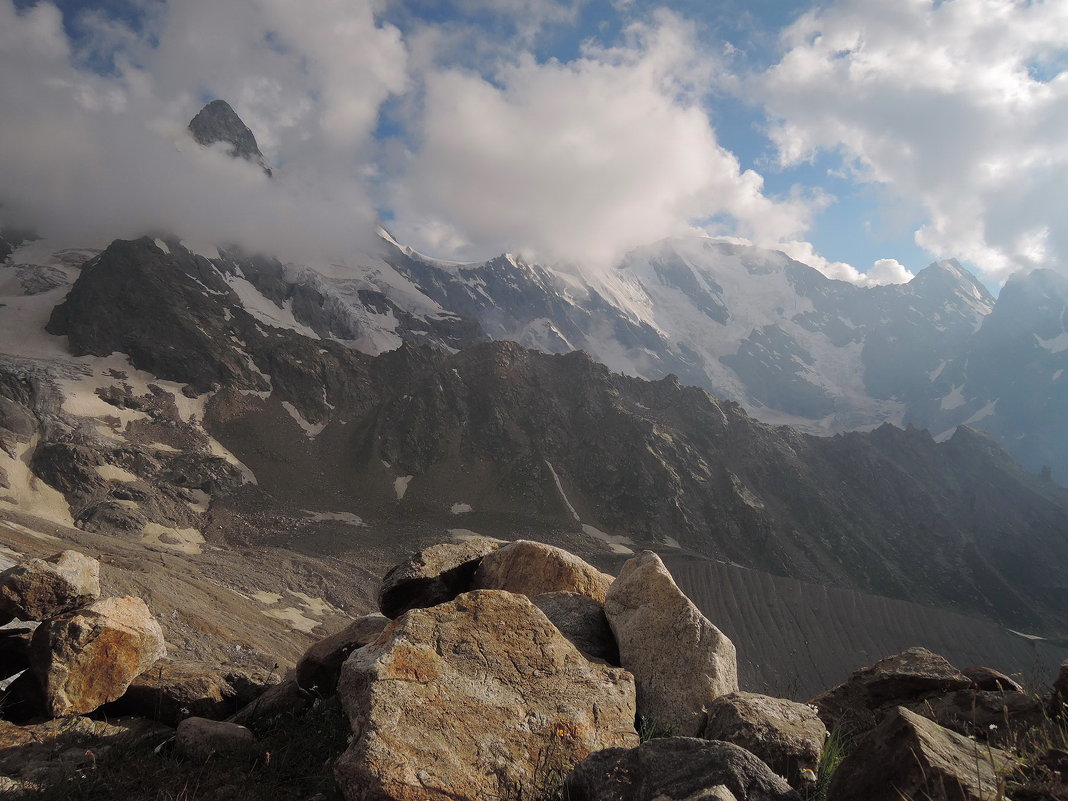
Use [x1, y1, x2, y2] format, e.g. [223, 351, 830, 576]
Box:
[962, 666, 1024, 693]
[296, 613, 390, 695]
[565, 737, 799, 801]
[29, 596, 166, 716]
[532, 592, 619, 665]
[103, 659, 274, 726]
[378, 540, 498, 619]
[702, 692, 827, 788]
[175, 717, 258, 761]
[604, 551, 737, 736]
[474, 540, 614, 603]
[827, 706, 1015, 801]
[811, 647, 972, 733]
[335, 590, 637, 801]
[0, 551, 100, 622]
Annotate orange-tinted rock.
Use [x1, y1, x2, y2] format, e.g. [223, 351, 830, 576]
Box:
[29, 596, 166, 716]
[474, 540, 614, 603]
[0, 551, 100, 622]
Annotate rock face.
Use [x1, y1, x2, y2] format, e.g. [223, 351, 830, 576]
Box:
[811, 647, 972, 733]
[702, 692, 827, 788]
[565, 737, 799, 801]
[175, 717, 257, 761]
[188, 99, 272, 176]
[532, 591, 618, 665]
[377, 540, 498, 619]
[335, 590, 637, 801]
[0, 550, 100, 622]
[604, 551, 737, 736]
[474, 540, 614, 604]
[29, 596, 167, 716]
[296, 613, 390, 695]
[827, 706, 1015, 801]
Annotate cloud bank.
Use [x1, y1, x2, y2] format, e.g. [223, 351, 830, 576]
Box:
[756, 0, 1068, 283]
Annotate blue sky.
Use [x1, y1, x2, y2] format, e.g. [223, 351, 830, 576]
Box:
[2, 0, 1067, 288]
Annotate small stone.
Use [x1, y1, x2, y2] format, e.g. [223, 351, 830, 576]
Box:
[175, 717, 257, 761]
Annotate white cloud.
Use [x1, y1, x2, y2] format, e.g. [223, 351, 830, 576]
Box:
[866, 257, 914, 286]
[389, 13, 816, 269]
[756, 0, 1068, 282]
[0, 0, 407, 262]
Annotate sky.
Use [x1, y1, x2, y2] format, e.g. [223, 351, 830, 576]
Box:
[1, 0, 1067, 289]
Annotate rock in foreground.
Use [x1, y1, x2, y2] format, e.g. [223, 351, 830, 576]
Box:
[29, 596, 166, 716]
[827, 706, 1014, 801]
[605, 550, 737, 736]
[377, 540, 498, 619]
[565, 737, 799, 801]
[335, 590, 637, 801]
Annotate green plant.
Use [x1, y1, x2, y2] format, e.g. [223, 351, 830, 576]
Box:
[637, 715, 670, 743]
[801, 725, 852, 801]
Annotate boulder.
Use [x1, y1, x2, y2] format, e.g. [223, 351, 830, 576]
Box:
[702, 692, 827, 788]
[810, 647, 972, 733]
[962, 665, 1024, 693]
[29, 596, 166, 716]
[565, 737, 799, 801]
[827, 706, 1015, 801]
[103, 659, 274, 726]
[229, 678, 312, 729]
[378, 540, 499, 619]
[532, 591, 619, 665]
[0, 551, 100, 622]
[335, 590, 637, 801]
[604, 551, 737, 736]
[906, 689, 1044, 744]
[175, 717, 257, 761]
[474, 540, 614, 603]
[296, 613, 390, 695]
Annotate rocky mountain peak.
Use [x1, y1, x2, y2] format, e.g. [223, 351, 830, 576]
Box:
[909, 259, 994, 308]
[187, 99, 272, 177]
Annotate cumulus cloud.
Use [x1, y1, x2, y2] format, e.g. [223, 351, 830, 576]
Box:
[755, 0, 1068, 282]
[388, 13, 817, 269]
[0, 0, 406, 261]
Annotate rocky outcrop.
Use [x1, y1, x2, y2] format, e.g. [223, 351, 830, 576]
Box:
[564, 737, 799, 801]
[377, 540, 498, 619]
[0, 550, 100, 622]
[532, 591, 618, 665]
[604, 551, 737, 736]
[29, 596, 166, 716]
[962, 665, 1024, 693]
[188, 99, 272, 177]
[296, 613, 389, 695]
[811, 647, 972, 733]
[702, 692, 827, 788]
[827, 706, 1015, 801]
[175, 716, 258, 761]
[474, 540, 614, 604]
[335, 590, 637, 801]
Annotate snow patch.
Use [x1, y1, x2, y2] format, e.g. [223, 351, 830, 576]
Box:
[224, 273, 321, 339]
[0, 438, 74, 526]
[394, 475, 413, 500]
[927, 360, 947, 381]
[1054, 369, 1063, 381]
[281, 401, 326, 438]
[153, 238, 170, 254]
[95, 464, 139, 483]
[939, 385, 967, 411]
[450, 503, 473, 515]
[302, 511, 367, 527]
[1035, 332, 1068, 354]
[544, 460, 580, 521]
[963, 399, 998, 425]
[581, 523, 634, 555]
[141, 522, 205, 555]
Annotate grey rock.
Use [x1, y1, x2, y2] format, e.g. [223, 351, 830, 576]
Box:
[188, 99, 272, 176]
[532, 591, 618, 665]
[0, 550, 100, 622]
[565, 737, 798, 801]
[474, 540, 614, 604]
[605, 551, 738, 736]
[702, 692, 827, 788]
[827, 706, 1014, 801]
[175, 716, 257, 761]
[377, 539, 499, 619]
[961, 665, 1024, 693]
